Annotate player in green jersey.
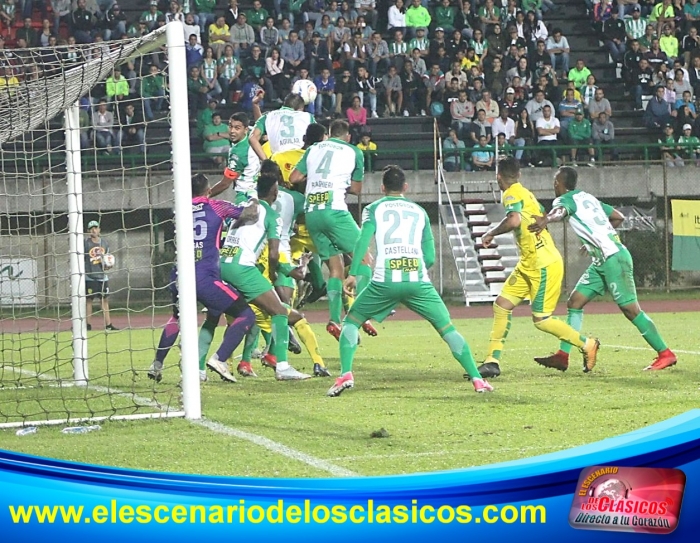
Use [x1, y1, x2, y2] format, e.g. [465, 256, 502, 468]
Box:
[529, 166, 677, 372]
[327, 165, 493, 397]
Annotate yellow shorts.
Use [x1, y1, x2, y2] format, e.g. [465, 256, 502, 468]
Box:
[252, 304, 272, 334]
[290, 224, 317, 260]
[499, 259, 563, 317]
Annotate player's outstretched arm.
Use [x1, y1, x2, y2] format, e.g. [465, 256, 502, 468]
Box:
[528, 206, 567, 234]
[249, 126, 267, 161]
[482, 211, 521, 247]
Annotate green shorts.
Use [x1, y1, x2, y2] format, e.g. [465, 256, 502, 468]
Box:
[234, 190, 257, 204]
[305, 210, 360, 261]
[573, 248, 638, 306]
[274, 274, 296, 289]
[346, 281, 451, 331]
[220, 261, 273, 302]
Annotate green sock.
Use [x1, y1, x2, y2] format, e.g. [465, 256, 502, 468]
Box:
[339, 321, 360, 374]
[632, 311, 668, 352]
[241, 324, 260, 362]
[270, 314, 289, 362]
[327, 277, 343, 323]
[261, 329, 271, 350]
[356, 263, 372, 295]
[198, 318, 217, 370]
[442, 326, 481, 380]
[560, 309, 583, 354]
[308, 257, 326, 290]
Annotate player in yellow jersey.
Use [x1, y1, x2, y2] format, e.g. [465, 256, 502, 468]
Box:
[478, 157, 600, 378]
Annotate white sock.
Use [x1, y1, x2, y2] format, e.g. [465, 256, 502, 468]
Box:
[276, 361, 290, 371]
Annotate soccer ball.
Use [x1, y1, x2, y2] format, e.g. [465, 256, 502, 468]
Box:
[102, 254, 116, 270]
[292, 79, 318, 105]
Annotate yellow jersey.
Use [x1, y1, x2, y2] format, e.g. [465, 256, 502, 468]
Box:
[271, 148, 305, 184]
[502, 182, 561, 270]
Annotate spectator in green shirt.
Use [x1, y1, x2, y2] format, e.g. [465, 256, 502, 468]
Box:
[141, 64, 166, 121]
[567, 107, 595, 165]
[678, 123, 700, 164]
[434, 0, 457, 34]
[196, 98, 219, 137]
[187, 66, 209, 117]
[203, 112, 231, 165]
[106, 69, 130, 103]
[246, 0, 268, 34]
[567, 59, 592, 89]
[478, 0, 501, 32]
[405, 0, 431, 39]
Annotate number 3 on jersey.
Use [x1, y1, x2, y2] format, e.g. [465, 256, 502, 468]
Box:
[280, 115, 295, 138]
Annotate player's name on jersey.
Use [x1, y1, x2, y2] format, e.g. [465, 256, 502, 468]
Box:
[384, 245, 420, 256]
[192, 202, 205, 212]
[310, 180, 334, 189]
[279, 136, 302, 148]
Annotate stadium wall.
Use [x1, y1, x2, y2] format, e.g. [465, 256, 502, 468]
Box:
[2, 165, 698, 306]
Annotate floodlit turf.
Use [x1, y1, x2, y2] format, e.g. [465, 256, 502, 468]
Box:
[0, 311, 698, 478]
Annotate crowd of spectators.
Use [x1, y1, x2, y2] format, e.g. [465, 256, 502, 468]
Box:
[4, 1, 700, 165]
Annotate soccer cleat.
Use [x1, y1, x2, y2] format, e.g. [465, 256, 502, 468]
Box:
[326, 321, 342, 341]
[643, 349, 677, 371]
[534, 350, 569, 371]
[237, 361, 258, 377]
[581, 338, 601, 373]
[206, 354, 237, 382]
[275, 365, 311, 380]
[105, 324, 119, 331]
[288, 326, 302, 354]
[86, 324, 92, 331]
[326, 372, 354, 397]
[472, 378, 494, 393]
[199, 369, 208, 382]
[361, 320, 378, 336]
[261, 353, 277, 369]
[313, 363, 332, 377]
[476, 359, 501, 379]
[147, 360, 163, 383]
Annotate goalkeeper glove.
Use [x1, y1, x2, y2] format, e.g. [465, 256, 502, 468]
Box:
[223, 168, 240, 181]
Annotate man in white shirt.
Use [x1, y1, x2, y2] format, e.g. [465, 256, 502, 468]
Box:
[546, 29, 570, 76]
[492, 107, 525, 160]
[535, 104, 560, 166]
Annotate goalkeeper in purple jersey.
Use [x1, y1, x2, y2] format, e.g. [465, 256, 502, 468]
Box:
[148, 173, 258, 384]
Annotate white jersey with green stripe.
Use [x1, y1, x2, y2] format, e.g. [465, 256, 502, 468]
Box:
[271, 186, 305, 254]
[254, 107, 315, 154]
[553, 189, 624, 265]
[227, 130, 260, 195]
[296, 138, 364, 212]
[221, 200, 282, 267]
[365, 196, 431, 283]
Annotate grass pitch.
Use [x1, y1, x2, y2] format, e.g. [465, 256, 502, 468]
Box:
[1, 310, 698, 478]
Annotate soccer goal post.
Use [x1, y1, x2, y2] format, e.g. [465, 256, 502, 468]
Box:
[0, 22, 200, 428]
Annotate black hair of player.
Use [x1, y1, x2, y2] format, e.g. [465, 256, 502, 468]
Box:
[259, 158, 283, 177]
[498, 156, 520, 181]
[329, 119, 350, 138]
[257, 171, 280, 198]
[382, 165, 405, 193]
[558, 166, 578, 190]
[230, 112, 249, 126]
[284, 93, 306, 111]
[303, 123, 327, 147]
[192, 173, 209, 197]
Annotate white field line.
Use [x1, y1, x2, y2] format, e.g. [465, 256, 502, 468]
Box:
[193, 419, 357, 477]
[504, 345, 700, 356]
[2, 364, 358, 477]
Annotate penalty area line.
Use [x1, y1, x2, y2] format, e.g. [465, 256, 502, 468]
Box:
[192, 419, 358, 478]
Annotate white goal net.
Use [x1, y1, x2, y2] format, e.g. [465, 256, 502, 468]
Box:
[0, 24, 200, 428]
